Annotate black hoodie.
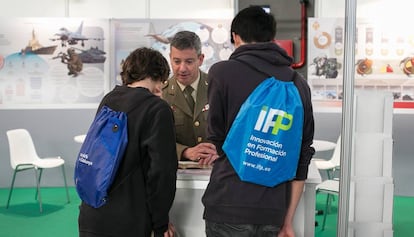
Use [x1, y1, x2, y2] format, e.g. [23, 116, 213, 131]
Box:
[202, 42, 315, 225]
[78, 86, 177, 237]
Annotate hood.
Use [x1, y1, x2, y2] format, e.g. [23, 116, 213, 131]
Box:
[229, 42, 293, 76]
[230, 42, 292, 65]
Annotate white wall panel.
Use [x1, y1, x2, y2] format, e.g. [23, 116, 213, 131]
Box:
[150, 0, 233, 19]
[316, 0, 414, 19]
[0, 0, 233, 18]
[0, 0, 65, 17]
[68, 0, 147, 18]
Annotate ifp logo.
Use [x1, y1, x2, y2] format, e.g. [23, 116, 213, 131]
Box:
[254, 106, 293, 135]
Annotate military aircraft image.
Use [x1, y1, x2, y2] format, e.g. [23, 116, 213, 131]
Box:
[73, 46, 106, 63]
[49, 21, 103, 47]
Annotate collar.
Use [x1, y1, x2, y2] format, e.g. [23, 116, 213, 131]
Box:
[176, 73, 200, 93]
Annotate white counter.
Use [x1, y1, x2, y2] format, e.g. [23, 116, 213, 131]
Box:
[73, 133, 322, 236]
[170, 161, 321, 237]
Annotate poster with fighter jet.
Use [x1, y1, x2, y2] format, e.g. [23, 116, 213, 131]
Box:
[0, 18, 109, 109]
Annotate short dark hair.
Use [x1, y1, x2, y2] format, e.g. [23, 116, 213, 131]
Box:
[120, 47, 170, 85]
[230, 6, 277, 44]
[170, 31, 202, 55]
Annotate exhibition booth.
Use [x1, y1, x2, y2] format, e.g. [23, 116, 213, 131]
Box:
[0, 0, 413, 237]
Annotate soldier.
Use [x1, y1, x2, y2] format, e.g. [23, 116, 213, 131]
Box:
[52, 48, 83, 76]
[64, 48, 83, 76]
[162, 31, 218, 165]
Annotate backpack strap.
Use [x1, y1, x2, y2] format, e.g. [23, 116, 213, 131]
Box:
[107, 96, 157, 194]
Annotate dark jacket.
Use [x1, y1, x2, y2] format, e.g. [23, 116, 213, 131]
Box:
[78, 86, 178, 237]
[202, 42, 315, 225]
[162, 71, 210, 160]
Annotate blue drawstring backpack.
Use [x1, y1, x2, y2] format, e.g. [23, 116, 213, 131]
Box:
[223, 60, 304, 187]
[74, 105, 129, 208]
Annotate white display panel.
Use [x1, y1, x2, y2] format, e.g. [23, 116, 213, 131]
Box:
[0, 18, 233, 109]
[0, 18, 110, 109]
[111, 19, 234, 88]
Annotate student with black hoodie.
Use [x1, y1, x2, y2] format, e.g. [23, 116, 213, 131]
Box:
[202, 6, 315, 237]
[78, 48, 177, 237]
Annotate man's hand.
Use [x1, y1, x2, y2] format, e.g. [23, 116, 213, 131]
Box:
[182, 142, 218, 165]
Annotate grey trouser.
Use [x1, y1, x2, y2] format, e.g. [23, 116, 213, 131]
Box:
[205, 221, 280, 237]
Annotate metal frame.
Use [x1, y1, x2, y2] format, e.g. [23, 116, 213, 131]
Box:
[6, 164, 70, 213]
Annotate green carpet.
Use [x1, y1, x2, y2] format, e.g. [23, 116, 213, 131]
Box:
[314, 193, 414, 237]
[0, 187, 412, 236]
[0, 187, 80, 237]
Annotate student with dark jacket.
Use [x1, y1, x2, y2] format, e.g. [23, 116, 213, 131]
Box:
[202, 6, 315, 237]
[78, 47, 177, 237]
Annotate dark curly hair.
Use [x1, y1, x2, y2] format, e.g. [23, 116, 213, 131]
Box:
[120, 47, 170, 85]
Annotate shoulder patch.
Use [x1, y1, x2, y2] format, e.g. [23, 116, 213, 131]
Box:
[162, 80, 170, 89]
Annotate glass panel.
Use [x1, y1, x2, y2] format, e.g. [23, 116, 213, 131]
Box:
[315, 0, 409, 236]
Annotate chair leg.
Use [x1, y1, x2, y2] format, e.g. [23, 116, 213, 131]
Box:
[35, 168, 43, 201]
[321, 193, 331, 231]
[327, 193, 335, 213]
[61, 165, 70, 203]
[326, 170, 336, 204]
[34, 168, 43, 213]
[6, 170, 18, 209]
[326, 170, 332, 180]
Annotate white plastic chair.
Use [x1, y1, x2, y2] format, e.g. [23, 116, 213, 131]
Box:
[316, 179, 340, 231]
[6, 128, 70, 212]
[313, 135, 341, 179]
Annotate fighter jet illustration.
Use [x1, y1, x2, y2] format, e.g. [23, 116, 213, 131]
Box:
[50, 21, 103, 47]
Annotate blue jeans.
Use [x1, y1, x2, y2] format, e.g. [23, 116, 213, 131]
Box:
[205, 221, 280, 237]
